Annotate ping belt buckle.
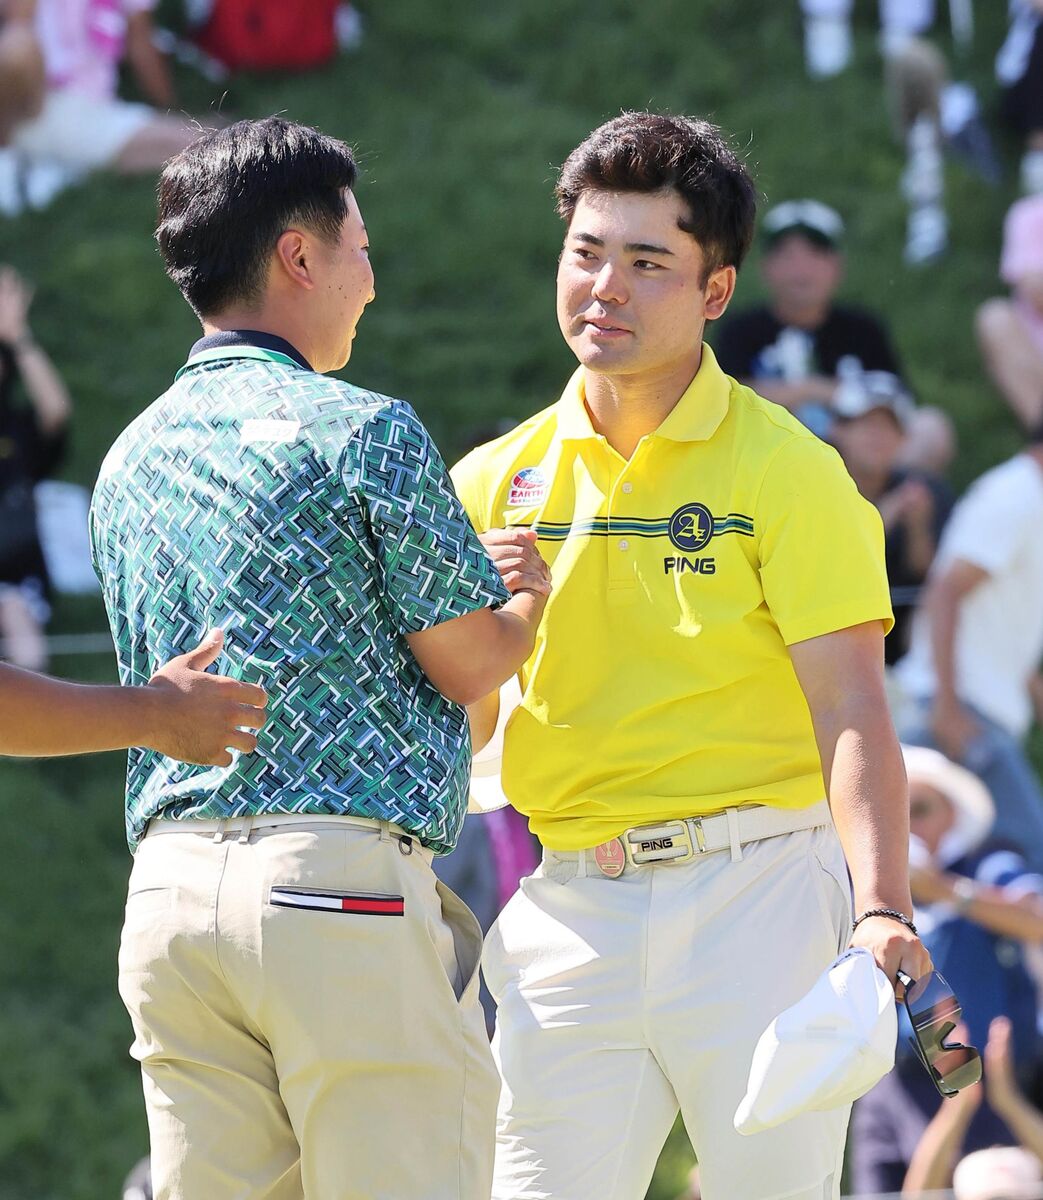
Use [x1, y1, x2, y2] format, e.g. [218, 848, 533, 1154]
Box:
[592, 818, 708, 877]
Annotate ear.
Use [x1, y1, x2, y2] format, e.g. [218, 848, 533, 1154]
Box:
[703, 264, 737, 322]
[272, 229, 316, 292]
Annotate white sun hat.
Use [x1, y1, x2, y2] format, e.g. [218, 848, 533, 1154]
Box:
[902, 744, 995, 866]
[734, 947, 897, 1136]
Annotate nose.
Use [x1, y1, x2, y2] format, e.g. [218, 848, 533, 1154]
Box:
[591, 259, 627, 305]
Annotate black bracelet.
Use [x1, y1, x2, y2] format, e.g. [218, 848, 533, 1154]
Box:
[852, 907, 918, 936]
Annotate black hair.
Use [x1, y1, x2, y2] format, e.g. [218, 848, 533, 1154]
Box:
[156, 117, 357, 318]
[555, 111, 757, 278]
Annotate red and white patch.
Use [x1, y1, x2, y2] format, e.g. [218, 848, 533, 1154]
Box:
[270, 886, 404, 916]
[507, 466, 548, 507]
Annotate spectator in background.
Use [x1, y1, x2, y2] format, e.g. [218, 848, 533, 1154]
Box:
[0, 265, 70, 670]
[713, 199, 903, 440]
[901, 1018, 1043, 1198]
[0, 0, 200, 213]
[829, 371, 952, 665]
[997, 0, 1043, 194]
[977, 194, 1043, 433]
[895, 423, 1043, 871]
[851, 746, 1043, 1194]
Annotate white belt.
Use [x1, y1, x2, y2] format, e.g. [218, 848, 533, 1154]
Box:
[145, 811, 419, 850]
[565, 800, 832, 875]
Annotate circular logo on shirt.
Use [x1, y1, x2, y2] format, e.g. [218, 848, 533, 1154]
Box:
[668, 502, 714, 552]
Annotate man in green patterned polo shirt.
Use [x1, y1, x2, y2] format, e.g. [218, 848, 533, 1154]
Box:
[91, 117, 549, 1200]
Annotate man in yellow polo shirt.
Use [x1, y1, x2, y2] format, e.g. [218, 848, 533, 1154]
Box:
[452, 111, 932, 1200]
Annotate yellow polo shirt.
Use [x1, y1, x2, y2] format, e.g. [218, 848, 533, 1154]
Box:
[451, 346, 893, 850]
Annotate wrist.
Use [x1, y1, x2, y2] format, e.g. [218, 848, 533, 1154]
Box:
[852, 906, 918, 935]
[134, 682, 168, 752]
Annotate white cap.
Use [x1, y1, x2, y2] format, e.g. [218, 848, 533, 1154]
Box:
[953, 1147, 1043, 1200]
[734, 948, 897, 1136]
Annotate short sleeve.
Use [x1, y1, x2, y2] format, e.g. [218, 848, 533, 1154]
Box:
[344, 402, 510, 634]
[756, 436, 894, 645]
[937, 467, 1034, 577]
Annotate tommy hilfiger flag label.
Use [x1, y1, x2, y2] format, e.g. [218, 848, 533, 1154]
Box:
[269, 886, 405, 916]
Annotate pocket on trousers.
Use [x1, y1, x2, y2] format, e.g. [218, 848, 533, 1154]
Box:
[269, 885, 405, 916]
[810, 838, 853, 958]
[434, 878, 484, 1004]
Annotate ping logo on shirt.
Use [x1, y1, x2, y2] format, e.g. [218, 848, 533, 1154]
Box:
[668, 502, 714, 552]
[663, 557, 717, 575]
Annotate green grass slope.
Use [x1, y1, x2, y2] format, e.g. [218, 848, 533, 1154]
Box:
[0, 2, 1037, 1195]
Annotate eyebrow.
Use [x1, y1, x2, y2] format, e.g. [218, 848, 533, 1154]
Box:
[572, 232, 675, 257]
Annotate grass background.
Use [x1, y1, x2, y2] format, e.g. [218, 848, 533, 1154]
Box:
[0, 1, 1040, 1195]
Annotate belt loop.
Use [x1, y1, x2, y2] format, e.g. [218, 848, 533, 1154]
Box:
[238, 814, 254, 844]
[725, 808, 743, 863]
[213, 819, 229, 844]
[576, 849, 588, 879]
[379, 820, 391, 842]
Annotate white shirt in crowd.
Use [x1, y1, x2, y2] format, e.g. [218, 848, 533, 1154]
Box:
[34, 0, 155, 102]
[897, 454, 1043, 739]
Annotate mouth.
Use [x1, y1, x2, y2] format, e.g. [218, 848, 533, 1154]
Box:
[582, 317, 632, 338]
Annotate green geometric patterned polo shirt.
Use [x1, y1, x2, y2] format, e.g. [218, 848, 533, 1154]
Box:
[90, 332, 510, 852]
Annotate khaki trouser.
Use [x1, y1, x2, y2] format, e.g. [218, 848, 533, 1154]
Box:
[119, 816, 498, 1200]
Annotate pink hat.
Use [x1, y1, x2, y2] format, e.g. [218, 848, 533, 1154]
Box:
[1001, 196, 1043, 285]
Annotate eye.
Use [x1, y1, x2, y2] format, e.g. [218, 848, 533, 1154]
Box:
[571, 246, 597, 261]
[634, 259, 664, 271]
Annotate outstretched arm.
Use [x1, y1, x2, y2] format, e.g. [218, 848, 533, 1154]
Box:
[0, 629, 267, 764]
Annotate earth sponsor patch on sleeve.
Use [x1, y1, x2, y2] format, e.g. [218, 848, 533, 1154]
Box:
[506, 466, 548, 507]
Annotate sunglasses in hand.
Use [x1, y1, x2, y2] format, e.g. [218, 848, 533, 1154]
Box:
[896, 969, 982, 1098]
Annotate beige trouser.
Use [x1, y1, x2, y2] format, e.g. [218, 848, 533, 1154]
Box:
[118, 816, 498, 1200]
[485, 810, 851, 1200]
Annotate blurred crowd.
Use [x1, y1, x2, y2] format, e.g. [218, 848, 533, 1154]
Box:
[1, 3, 1043, 1200]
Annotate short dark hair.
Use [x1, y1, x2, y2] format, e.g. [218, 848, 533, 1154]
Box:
[555, 112, 757, 277]
[156, 117, 357, 318]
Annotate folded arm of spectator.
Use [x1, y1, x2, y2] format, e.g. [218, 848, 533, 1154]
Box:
[901, 1028, 982, 1196]
[909, 865, 1043, 941]
[985, 1016, 1043, 1160]
[877, 479, 937, 577]
[124, 9, 176, 111]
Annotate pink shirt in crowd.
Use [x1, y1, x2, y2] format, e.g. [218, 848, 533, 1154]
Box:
[35, 0, 155, 101]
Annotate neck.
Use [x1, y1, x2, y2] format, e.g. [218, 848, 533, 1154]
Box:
[771, 297, 830, 329]
[202, 308, 322, 372]
[1027, 445, 1043, 470]
[583, 348, 702, 460]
